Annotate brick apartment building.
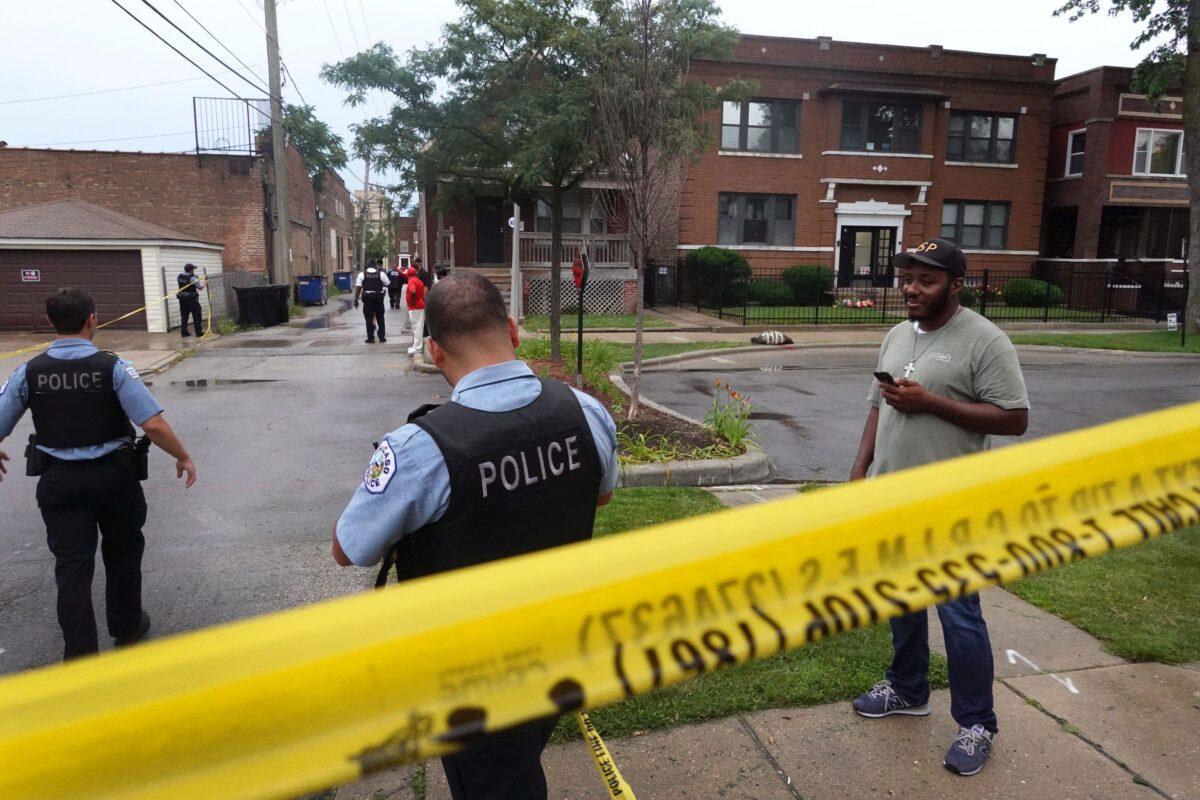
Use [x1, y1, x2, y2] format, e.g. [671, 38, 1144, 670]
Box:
[681, 36, 1056, 286]
[0, 143, 355, 331]
[1043, 66, 1187, 267]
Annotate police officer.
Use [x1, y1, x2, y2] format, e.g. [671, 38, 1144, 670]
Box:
[0, 288, 197, 660]
[386, 260, 405, 309]
[176, 262, 204, 338]
[354, 258, 390, 344]
[332, 271, 618, 800]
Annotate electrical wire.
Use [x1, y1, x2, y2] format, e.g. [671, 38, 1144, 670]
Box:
[341, 0, 362, 51]
[169, 0, 269, 88]
[320, 0, 346, 58]
[107, 0, 254, 105]
[0, 67, 264, 105]
[31, 126, 246, 147]
[135, 0, 271, 96]
[232, 0, 267, 33]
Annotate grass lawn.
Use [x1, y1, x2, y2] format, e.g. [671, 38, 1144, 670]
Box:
[550, 486, 948, 741]
[1009, 329, 1198, 354]
[525, 314, 674, 330]
[1009, 525, 1200, 664]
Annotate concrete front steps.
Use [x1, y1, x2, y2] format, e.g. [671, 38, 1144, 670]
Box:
[462, 266, 513, 305]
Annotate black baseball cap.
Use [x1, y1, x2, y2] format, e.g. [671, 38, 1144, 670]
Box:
[892, 238, 967, 278]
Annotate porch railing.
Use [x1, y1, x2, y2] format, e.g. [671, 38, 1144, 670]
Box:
[518, 232, 630, 268]
[436, 228, 455, 270]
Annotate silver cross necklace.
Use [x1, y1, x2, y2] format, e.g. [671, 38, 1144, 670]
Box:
[904, 307, 962, 379]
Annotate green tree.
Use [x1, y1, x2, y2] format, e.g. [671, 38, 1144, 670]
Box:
[591, 0, 742, 418]
[1057, 0, 1200, 333]
[321, 0, 607, 361]
[281, 104, 348, 191]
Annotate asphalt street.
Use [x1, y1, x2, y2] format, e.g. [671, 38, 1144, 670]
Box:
[635, 345, 1200, 481]
[0, 305, 446, 674]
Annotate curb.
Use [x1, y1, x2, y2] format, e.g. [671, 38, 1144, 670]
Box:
[1012, 344, 1200, 359]
[288, 296, 353, 328]
[606, 369, 773, 487]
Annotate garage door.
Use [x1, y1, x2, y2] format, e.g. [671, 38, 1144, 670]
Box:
[0, 249, 145, 331]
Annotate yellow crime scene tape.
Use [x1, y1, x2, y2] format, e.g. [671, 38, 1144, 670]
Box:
[1, 402, 1198, 799]
[0, 270, 215, 362]
[576, 712, 637, 798]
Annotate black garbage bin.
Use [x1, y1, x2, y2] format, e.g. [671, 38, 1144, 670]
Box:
[234, 284, 292, 327]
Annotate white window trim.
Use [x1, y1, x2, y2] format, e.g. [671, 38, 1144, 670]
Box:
[822, 150, 933, 159]
[677, 244, 833, 252]
[945, 161, 1019, 169]
[718, 150, 803, 160]
[1065, 128, 1086, 177]
[1132, 127, 1184, 177]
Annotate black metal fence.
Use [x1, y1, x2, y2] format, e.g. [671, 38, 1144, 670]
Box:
[677, 260, 1189, 326]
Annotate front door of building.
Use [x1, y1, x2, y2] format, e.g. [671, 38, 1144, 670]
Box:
[475, 197, 507, 265]
[838, 226, 896, 288]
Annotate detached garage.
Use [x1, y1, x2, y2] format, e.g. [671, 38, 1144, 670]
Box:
[0, 198, 224, 333]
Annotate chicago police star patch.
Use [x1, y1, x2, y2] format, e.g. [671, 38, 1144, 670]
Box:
[364, 440, 396, 494]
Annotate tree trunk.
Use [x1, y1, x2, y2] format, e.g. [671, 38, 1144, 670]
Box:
[549, 187, 564, 362]
[1187, 3, 1200, 334]
[628, 241, 646, 420]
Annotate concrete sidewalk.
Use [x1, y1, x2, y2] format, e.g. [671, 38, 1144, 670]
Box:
[330, 485, 1197, 800]
[0, 328, 209, 375]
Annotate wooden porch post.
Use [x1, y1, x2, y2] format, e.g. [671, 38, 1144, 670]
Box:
[510, 202, 522, 320]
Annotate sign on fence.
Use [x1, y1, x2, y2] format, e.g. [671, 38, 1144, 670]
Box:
[1167, 312, 1179, 331]
[20, 269, 41, 283]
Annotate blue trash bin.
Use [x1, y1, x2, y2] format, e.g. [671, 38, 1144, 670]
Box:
[333, 271, 352, 291]
[296, 275, 328, 306]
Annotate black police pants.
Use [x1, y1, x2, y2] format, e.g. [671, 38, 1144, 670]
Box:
[178, 295, 203, 337]
[388, 287, 403, 309]
[441, 717, 558, 800]
[36, 456, 148, 660]
[363, 295, 386, 340]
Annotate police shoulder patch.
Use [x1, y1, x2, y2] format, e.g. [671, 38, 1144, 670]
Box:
[124, 364, 141, 381]
[364, 440, 396, 494]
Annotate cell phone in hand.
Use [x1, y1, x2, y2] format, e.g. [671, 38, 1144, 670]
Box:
[874, 371, 896, 386]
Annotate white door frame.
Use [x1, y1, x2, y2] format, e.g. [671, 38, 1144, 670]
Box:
[834, 200, 911, 288]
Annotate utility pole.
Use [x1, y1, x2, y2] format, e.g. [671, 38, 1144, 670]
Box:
[357, 150, 372, 271]
[264, 0, 291, 286]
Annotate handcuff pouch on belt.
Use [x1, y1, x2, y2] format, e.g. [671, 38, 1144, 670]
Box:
[25, 434, 49, 477]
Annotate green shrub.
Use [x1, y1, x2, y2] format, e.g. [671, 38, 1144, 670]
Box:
[782, 264, 834, 305]
[1003, 278, 1065, 308]
[959, 286, 979, 308]
[749, 279, 794, 306]
[686, 246, 752, 306]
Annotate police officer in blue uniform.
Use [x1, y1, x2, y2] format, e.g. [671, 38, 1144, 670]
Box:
[0, 288, 197, 660]
[332, 271, 618, 800]
[354, 259, 390, 344]
[176, 262, 204, 338]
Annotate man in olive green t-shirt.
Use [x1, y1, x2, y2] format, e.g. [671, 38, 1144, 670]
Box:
[848, 238, 1029, 778]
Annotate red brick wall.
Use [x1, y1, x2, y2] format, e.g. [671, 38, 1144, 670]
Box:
[680, 35, 1055, 276]
[317, 171, 355, 274]
[0, 148, 267, 271]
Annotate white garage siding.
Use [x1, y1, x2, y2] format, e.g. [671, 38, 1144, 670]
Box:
[155, 246, 225, 332]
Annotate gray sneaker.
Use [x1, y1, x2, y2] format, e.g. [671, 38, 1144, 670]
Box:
[851, 680, 932, 718]
[943, 724, 996, 776]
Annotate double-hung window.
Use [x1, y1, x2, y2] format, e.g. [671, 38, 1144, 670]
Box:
[717, 194, 795, 246]
[940, 201, 1010, 249]
[1065, 129, 1086, 176]
[721, 100, 800, 154]
[840, 101, 921, 153]
[947, 111, 1016, 163]
[1133, 128, 1184, 176]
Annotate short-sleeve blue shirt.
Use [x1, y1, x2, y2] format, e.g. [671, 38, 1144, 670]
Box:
[0, 339, 165, 460]
[336, 359, 620, 567]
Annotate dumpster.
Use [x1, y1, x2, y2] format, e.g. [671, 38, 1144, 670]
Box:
[296, 275, 328, 306]
[234, 284, 291, 327]
[333, 271, 352, 291]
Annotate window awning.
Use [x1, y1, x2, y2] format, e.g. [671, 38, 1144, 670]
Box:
[817, 83, 950, 101]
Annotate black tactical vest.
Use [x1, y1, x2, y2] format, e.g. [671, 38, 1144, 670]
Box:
[361, 269, 384, 296]
[385, 378, 603, 583]
[177, 273, 198, 297]
[25, 351, 135, 449]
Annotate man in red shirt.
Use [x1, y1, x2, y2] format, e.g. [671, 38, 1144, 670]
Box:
[405, 268, 426, 355]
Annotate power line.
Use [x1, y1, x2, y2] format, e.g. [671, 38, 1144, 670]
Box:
[320, 0, 346, 58]
[0, 66, 264, 105]
[31, 126, 245, 147]
[232, 0, 267, 34]
[281, 62, 308, 108]
[135, 0, 271, 97]
[169, 0, 269, 88]
[108, 0, 255, 105]
[357, 0, 371, 49]
[341, 0, 362, 51]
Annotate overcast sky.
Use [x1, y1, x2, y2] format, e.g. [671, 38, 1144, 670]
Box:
[0, 0, 1160, 192]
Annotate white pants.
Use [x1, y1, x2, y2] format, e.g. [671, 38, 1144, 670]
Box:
[408, 309, 425, 353]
